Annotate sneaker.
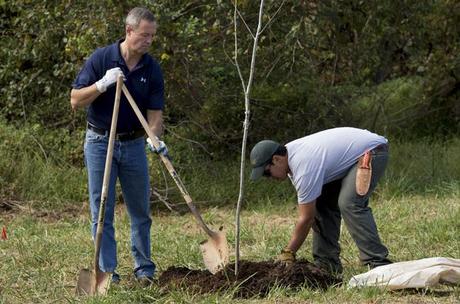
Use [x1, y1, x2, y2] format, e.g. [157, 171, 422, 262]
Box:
[136, 276, 153, 287]
[112, 272, 121, 285]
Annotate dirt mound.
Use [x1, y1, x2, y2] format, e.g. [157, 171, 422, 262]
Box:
[158, 259, 341, 298]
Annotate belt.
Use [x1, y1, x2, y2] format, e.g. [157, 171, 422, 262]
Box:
[87, 123, 145, 142]
[372, 143, 389, 153]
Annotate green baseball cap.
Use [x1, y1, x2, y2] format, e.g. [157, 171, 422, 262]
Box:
[250, 140, 281, 180]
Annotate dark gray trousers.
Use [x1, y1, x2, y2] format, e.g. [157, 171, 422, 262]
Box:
[312, 149, 391, 274]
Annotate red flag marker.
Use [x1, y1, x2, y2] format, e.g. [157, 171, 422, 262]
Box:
[1, 226, 7, 240]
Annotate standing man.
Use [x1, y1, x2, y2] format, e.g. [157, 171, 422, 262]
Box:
[250, 127, 392, 275]
[70, 7, 167, 286]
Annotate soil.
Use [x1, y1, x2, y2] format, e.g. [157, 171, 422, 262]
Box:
[158, 259, 341, 298]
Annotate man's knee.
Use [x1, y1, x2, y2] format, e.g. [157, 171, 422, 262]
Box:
[337, 196, 366, 216]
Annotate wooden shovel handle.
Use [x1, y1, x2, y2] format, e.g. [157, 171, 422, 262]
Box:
[121, 84, 215, 237]
[93, 75, 123, 271]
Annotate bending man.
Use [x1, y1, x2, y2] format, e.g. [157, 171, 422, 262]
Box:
[250, 127, 392, 274]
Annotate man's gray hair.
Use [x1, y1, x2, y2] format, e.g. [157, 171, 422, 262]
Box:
[125, 7, 155, 29]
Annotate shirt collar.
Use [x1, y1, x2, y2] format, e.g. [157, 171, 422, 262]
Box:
[109, 39, 148, 69]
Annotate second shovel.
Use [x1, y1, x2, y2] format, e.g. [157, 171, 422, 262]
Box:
[121, 84, 229, 274]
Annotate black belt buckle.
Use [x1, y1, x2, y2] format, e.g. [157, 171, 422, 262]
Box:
[116, 129, 145, 141]
[117, 131, 134, 141]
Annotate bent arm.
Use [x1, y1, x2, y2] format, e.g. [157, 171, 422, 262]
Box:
[286, 201, 316, 253]
[70, 84, 101, 110]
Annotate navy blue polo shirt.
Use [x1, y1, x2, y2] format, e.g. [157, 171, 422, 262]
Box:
[72, 40, 164, 133]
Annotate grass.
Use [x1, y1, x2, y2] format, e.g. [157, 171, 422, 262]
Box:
[0, 192, 459, 303]
[0, 123, 459, 302]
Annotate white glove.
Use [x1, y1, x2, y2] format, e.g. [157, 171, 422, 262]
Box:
[95, 67, 125, 93]
[147, 136, 169, 156]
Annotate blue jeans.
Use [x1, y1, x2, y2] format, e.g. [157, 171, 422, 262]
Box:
[84, 128, 155, 278]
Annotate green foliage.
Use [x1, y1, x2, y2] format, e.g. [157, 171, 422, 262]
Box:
[150, 0, 459, 152]
[381, 137, 460, 196]
[350, 77, 426, 135]
[2, 113, 459, 208]
[0, 0, 459, 162]
[0, 118, 87, 204]
[0, 0, 136, 159]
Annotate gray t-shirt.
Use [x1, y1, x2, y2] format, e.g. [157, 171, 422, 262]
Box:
[286, 127, 388, 204]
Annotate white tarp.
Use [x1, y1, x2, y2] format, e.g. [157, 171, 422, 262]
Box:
[348, 257, 460, 290]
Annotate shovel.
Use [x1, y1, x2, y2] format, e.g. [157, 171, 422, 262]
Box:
[121, 84, 229, 274]
[76, 75, 123, 295]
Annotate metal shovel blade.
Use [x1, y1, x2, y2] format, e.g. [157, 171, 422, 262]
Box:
[199, 229, 229, 274]
[76, 268, 111, 296]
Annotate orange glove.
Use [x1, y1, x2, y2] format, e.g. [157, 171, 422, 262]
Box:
[276, 247, 296, 265]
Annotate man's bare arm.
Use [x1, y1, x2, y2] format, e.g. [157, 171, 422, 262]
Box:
[286, 201, 316, 253]
[70, 85, 101, 110]
[147, 109, 163, 137]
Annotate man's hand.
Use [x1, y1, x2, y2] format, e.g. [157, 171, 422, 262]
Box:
[95, 67, 125, 93]
[276, 247, 296, 265]
[146, 136, 168, 156]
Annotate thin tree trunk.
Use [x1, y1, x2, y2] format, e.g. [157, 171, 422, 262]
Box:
[234, 0, 265, 277]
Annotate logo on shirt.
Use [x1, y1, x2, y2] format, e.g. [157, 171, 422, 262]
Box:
[140, 77, 147, 83]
